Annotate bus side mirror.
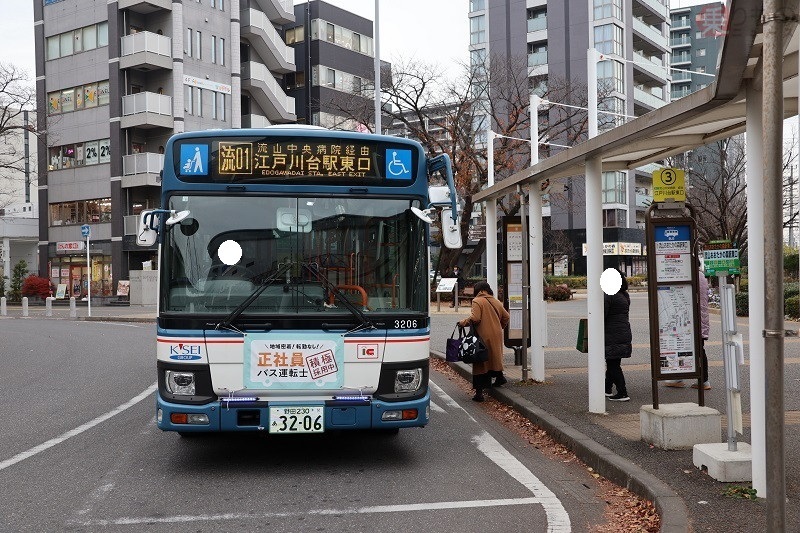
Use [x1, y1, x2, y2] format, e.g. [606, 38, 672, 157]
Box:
[137, 210, 158, 246]
[441, 208, 462, 249]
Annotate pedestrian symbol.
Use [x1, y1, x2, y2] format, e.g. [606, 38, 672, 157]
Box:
[180, 144, 209, 176]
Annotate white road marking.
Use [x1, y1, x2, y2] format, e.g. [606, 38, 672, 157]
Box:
[75, 321, 141, 328]
[474, 432, 571, 532]
[432, 378, 572, 532]
[70, 498, 541, 526]
[429, 400, 446, 413]
[0, 383, 157, 472]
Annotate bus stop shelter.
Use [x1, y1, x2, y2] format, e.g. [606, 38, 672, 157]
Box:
[471, 0, 797, 512]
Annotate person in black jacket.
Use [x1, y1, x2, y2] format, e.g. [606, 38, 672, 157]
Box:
[605, 268, 632, 401]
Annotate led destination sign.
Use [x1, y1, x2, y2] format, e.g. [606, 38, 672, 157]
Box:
[175, 136, 418, 184]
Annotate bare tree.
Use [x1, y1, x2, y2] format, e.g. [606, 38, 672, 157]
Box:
[0, 63, 37, 208]
[325, 53, 603, 276]
[666, 134, 798, 259]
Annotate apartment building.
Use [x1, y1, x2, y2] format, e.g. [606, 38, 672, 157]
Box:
[33, 0, 296, 300]
[283, 0, 380, 129]
[468, 0, 671, 275]
[669, 2, 723, 101]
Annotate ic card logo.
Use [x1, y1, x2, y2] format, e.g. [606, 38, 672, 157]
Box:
[357, 344, 379, 360]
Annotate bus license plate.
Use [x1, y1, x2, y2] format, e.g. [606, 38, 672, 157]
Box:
[269, 406, 324, 434]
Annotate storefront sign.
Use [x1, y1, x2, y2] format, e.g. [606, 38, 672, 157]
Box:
[183, 75, 232, 94]
[618, 242, 642, 255]
[57, 241, 86, 253]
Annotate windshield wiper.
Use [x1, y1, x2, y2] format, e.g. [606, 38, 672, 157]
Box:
[215, 262, 293, 330]
[301, 263, 375, 331]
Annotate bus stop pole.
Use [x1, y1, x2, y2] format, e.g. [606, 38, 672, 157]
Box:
[529, 94, 546, 382]
[518, 185, 529, 382]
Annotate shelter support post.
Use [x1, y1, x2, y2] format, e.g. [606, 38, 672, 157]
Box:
[745, 80, 766, 498]
[586, 156, 605, 414]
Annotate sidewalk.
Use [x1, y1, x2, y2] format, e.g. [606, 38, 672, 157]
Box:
[431, 307, 798, 533]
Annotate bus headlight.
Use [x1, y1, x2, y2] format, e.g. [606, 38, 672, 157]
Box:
[394, 369, 422, 393]
[165, 370, 196, 396]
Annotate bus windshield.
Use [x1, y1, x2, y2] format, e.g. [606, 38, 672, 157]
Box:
[162, 194, 428, 316]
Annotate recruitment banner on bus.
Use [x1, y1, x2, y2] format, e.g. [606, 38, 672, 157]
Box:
[244, 332, 345, 389]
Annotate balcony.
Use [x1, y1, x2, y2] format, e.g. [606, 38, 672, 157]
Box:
[241, 61, 296, 123]
[122, 152, 164, 188]
[634, 86, 666, 110]
[670, 34, 692, 48]
[252, 0, 295, 25]
[240, 8, 296, 74]
[671, 69, 692, 83]
[632, 17, 668, 53]
[120, 32, 172, 71]
[119, 0, 171, 12]
[671, 17, 691, 30]
[632, 50, 668, 84]
[121, 92, 173, 129]
[671, 52, 692, 65]
[633, 0, 667, 20]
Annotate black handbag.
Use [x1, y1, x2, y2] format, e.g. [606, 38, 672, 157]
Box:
[459, 322, 489, 364]
[446, 325, 462, 362]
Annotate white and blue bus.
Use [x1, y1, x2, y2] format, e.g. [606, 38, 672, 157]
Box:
[137, 126, 461, 436]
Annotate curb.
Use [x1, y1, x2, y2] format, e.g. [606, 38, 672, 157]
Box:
[431, 350, 690, 533]
[80, 316, 156, 323]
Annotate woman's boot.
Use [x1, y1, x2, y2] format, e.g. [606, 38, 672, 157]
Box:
[472, 388, 485, 402]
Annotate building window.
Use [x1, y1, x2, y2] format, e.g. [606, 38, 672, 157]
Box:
[211, 35, 217, 63]
[352, 76, 362, 94]
[45, 21, 107, 60]
[593, 0, 622, 21]
[469, 0, 484, 10]
[352, 32, 361, 52]
[470, 15, 486, 45]
[97, 21, 108, 47]
[49, 198, 112, 226]
[219, 38, 225, 65]
[326, 23, 335, 43]
[597, 59, 625, 94]
[185, 28, 192, 56]
[184, 84, 192, 114]
[46, 35, 59, 60]
[196, 31, 202, 60]
[47, 81, 108, 115]
[602, 171, 627, 204]
[286, 26, 304, 45]
[696, 48, 706, 57]
[218, 93, 225, 121]
[594, 24, 623, 56]
[195, 88, 202, 116]
[529, 75, 548, 97]
[598, 96, 625, 129]
[602, 208, 626, 228]
[527, 41, 548, 67]
[326, 68, 336, 88]
[219, 0, 224, 10]
[211, 91, 217, 119]
[527, 8, 547, 32]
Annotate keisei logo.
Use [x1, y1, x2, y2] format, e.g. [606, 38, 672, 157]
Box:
[169, 343, 203, 361]
[357, 344, 380, 360]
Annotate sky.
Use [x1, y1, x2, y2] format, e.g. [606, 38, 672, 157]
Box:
[0, 0, 714, 83]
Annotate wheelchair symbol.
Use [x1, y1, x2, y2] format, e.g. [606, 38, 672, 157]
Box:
[386, 150, 412, 179]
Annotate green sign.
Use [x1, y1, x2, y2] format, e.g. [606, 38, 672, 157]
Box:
[703, 247, 740, 276]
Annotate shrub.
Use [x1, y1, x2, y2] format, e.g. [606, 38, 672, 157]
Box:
[785, 282, 799, 300]
[786, 296, 800, 319]
[21, 275, 51, 299]
[0, 274, 5, 298]
[785, 253, 799, 279]
[628, 275, 647, 287]
[544, 285, 572, 301]
[8, 260, 27, 302]
[545, 276, 586, 289]
[735, 292, 748, 316]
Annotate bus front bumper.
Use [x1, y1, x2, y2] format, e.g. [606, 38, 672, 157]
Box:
[156, 391, 431, 433]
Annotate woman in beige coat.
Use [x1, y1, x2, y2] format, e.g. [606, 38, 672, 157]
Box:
[458, 280, 510, 401]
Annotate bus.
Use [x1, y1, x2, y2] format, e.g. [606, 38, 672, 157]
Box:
[137, 126, 461, 436]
